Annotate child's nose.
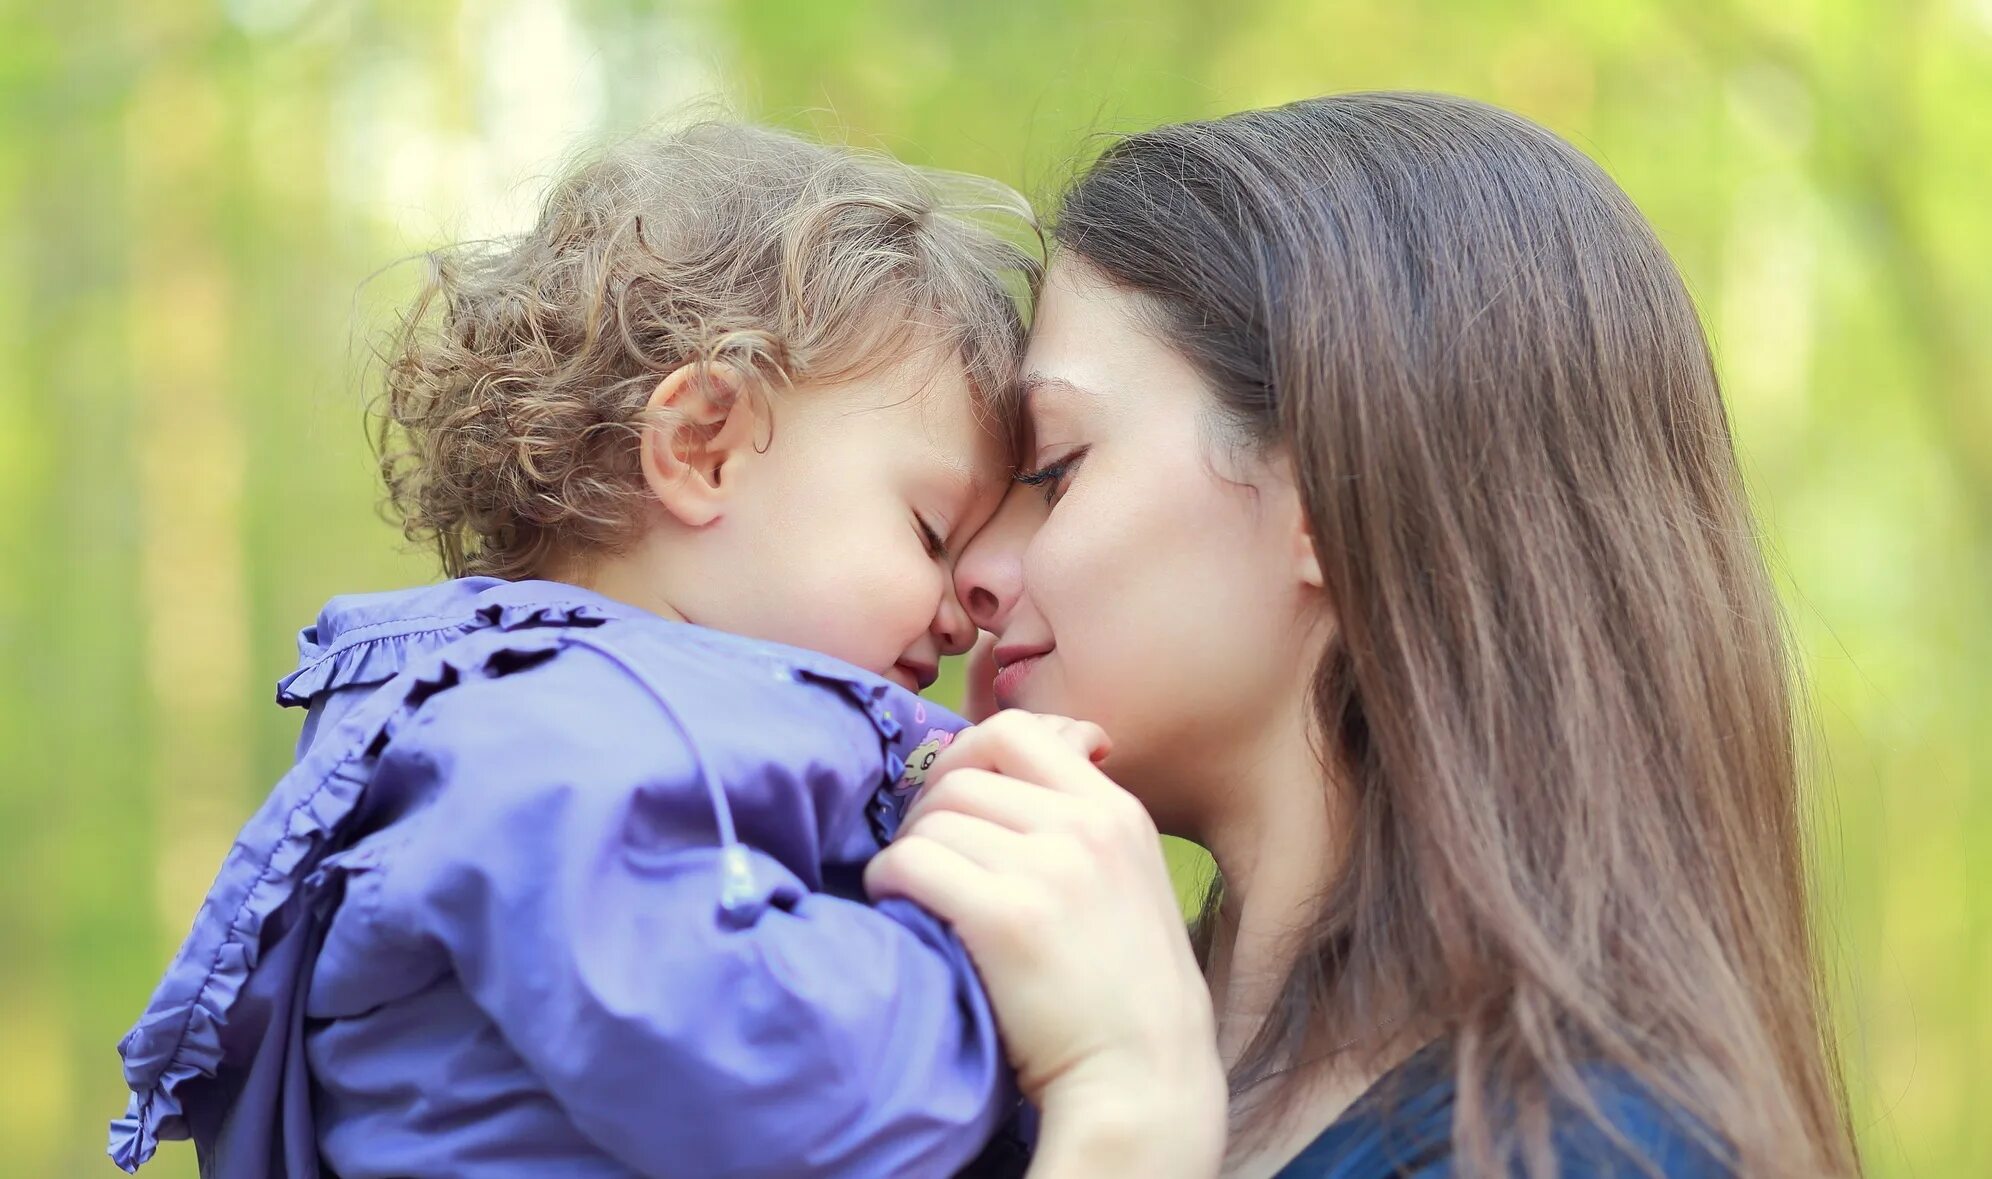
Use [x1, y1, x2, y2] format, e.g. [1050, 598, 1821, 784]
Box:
[932, 581, 975, 658]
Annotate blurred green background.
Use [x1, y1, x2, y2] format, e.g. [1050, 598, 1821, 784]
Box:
[3, 1, 1986, 1175]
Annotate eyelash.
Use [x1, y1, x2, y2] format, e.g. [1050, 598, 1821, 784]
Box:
[1015, 446, 1088, 505]
[918, 517, 948, 559]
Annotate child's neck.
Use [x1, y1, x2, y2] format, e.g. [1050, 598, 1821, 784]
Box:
[545, 546, 689, 626]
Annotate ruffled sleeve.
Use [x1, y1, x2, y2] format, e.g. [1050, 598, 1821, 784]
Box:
[276, 587, 622, 707]
[111, 581, 629, 1173]
[110, 623, 574, 1171]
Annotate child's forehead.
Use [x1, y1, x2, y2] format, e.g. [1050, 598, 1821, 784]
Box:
[900, 392, 1012, 497]
[836, 393, 1009, 524]
[843, 349, 1017, 470]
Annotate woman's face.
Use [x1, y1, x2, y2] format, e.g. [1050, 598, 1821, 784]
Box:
[954, 260, 1326, 833]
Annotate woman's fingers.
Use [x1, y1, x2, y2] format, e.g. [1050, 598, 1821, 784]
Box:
[867, 759, 1219, 1129]
[962, 633, 1000, 723]
[865, 821, 1057, 963]
[926, 710, 1117, 798]
[901, 766, 1077, 833]
[891, 762, 1185, 968]
[897, 807, 1034, 871]
[917, 714, 1160, 895]
[1032, 713, 1113, 764]
[863, 828, 996, 924]
[871, 709, 1221, 1169]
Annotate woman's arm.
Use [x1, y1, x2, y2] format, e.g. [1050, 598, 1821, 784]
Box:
[866, 710, 1228, 1178]
[1028, 1077, 1226, 1178]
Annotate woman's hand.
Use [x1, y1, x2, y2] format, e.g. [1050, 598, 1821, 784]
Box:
[865, 710, 1225, 1177]
[961, 632, 1000, 723]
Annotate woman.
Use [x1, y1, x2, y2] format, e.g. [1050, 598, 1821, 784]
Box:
[867, 92, 1859, 1177]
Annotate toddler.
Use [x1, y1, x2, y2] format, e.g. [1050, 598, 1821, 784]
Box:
[111, 123, 1059, 1179]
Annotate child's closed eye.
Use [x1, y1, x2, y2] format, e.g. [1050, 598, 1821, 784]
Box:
[917, 516, 949, 559]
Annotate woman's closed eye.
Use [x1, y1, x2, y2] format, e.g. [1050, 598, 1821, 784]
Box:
[1015, 446, 1089, 507]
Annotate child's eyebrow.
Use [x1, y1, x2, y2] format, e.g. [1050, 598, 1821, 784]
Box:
[957, 461, 1010, 503]
[921, 450, 988, 502]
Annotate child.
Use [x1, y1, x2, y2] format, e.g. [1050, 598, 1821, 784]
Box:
[110, 123, 1062, 1178]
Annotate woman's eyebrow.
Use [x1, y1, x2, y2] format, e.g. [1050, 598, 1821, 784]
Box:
[1018, 372, 1095, 402]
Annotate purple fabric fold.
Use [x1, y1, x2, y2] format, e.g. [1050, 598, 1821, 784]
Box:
[111, 578, 1003, 1178]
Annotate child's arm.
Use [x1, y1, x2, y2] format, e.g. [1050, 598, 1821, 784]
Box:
[360, 647, 1007, 1179]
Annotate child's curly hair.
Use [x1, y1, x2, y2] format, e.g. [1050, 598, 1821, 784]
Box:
[375, 122, 1040, 580]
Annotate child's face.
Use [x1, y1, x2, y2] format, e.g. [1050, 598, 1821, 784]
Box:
[647, 351, 1009, 692]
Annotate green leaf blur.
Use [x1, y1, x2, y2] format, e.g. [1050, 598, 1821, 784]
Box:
[2, 1, 1983, 1175]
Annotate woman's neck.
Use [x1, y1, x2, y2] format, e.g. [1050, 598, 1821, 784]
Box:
[1194, 691, 1341, 1068]
[1188, 677, 1419, 1178]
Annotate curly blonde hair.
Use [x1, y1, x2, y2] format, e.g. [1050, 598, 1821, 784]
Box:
[375, 122, 1040, 580]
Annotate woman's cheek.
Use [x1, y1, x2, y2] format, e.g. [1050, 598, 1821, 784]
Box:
[1024, 507, 1091, 633]
[1030, 490, 1137, 692]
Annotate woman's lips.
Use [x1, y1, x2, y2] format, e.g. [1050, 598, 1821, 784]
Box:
[991, 650, 1048, 708]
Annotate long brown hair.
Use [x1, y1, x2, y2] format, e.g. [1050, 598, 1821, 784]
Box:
[1055, 93, 1856, 1177]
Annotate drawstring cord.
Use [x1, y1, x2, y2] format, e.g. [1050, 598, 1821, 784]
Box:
[561, 634, 759, 913]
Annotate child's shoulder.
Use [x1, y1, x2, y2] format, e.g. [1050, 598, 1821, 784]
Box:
[276, 576, 961, 810]
[279, 576, 631, 707]
[281, 574, 908, 718]
[366, 604, 955, 864]
[413, 602, 893, 720]
[372, 591, 954, 795]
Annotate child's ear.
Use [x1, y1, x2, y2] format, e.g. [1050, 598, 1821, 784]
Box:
[638, 362, 764, 528]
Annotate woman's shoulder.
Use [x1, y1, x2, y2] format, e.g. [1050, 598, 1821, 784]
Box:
[1275, 1051, 1732, 1179]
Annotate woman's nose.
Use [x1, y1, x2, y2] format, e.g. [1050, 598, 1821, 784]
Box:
[954, 487, 1032, 634]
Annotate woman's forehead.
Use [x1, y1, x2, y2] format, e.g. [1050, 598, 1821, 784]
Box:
[1023, 299, 1213, 439]
[1026, 260, 1137, 353]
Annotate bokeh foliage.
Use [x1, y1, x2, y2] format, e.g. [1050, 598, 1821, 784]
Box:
[2, 1, 1985, 1175]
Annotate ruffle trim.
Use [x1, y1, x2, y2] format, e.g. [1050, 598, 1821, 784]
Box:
[112, 611, 587, 1170]
[276, 598, 618, 707]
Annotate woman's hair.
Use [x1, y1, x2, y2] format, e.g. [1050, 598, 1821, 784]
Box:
[376, 121, 1039, 579]
[1056, 93, 1856, 1177]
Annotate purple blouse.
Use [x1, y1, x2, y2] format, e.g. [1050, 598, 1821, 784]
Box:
[110, 578, 1008, 1178]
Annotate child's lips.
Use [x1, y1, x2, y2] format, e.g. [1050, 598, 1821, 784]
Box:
[891, 661, 938, 692]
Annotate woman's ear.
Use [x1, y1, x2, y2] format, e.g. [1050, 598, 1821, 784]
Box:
[638, 363, 764, 528]
[1292, 498, 1325, 589]
[1265, 451, 1325, 590]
